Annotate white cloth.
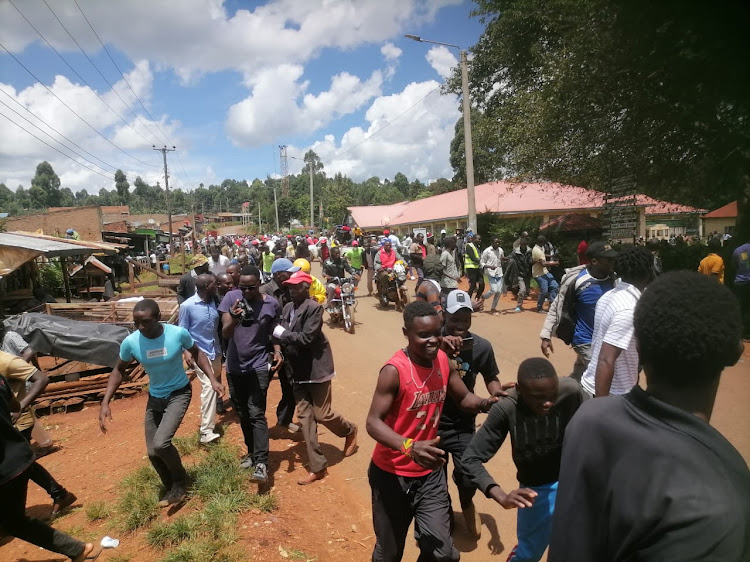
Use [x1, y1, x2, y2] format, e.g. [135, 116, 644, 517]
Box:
[1, 331, 30, 356]
[481, 246, 504, 277]
[208, 254, 230, 275]
[194, 355, 222, 436]
[388, 234, 401, 250]
[273, 325, 287, 338]
[581, 282, 642, 396]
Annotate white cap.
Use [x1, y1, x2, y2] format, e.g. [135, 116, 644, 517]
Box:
[445, 290, 473, 314]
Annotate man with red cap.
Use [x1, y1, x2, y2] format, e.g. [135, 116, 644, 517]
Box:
[273, 271, 358, 485]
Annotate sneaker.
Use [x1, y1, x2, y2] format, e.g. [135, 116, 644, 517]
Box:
[240, 454, 254, 470]
[514, 307, 521, 312]
[157, 489, 171, 508]
[250, 462, 268, 483]
[277, 422, 301, 433]
[200, 432, 221, 444]
[166, 485, 187, 506]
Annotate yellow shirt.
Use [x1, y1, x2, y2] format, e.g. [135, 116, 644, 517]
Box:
[310, 275, 327, 304]
[0, 351, 38, 431]
[698, 253, 724, 284]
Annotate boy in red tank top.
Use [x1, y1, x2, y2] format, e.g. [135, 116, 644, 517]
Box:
[366, 301, 496, 562]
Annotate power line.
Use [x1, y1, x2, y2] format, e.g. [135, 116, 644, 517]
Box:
[8, 0, 156, 148]
[2, 112, 114, 181]
[73, 0, 174, 148]
[0, 41, 159, 168]
[332, 86, 440, 159]
[0, 96, 117, 174]
[0, 89, 118, 172]
[40, 0, 166, 148]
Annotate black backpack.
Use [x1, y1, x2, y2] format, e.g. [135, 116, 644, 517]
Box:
[555, 271, 593, 345]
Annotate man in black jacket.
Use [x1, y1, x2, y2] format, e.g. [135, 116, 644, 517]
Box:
[511, 238, 533, 312]
[462, 358, 588, 561]
[549, 272, 749, 561]
[273, 271, 358, 485]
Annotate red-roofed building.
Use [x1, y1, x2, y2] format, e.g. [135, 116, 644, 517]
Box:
[702, 201, 737, 237]
[347, 181, 704, 240]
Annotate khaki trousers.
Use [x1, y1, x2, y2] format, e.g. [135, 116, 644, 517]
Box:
[194, 355, 222, 437]
[293, 380, 354, 473]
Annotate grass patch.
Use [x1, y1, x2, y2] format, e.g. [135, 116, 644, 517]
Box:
[85, 501, 113, 522]
[113, 440, 277, 561]
[109, 556, 132, 562]
[173, 432, 201, 456]
[287, 548, 315, 561]
[116, 465, 161, 531]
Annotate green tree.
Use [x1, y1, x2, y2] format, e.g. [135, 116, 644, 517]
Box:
[30, 161, 62, 208]
[449, 110, 502, 187]
[114, 169, 130, 204]
[451, 0, 750, 234]
[392, 172, 409, 197]
[0, 183, 13, 206]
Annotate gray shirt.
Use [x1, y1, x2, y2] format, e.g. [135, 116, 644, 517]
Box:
[1, 331, 29, 357]
[440, 250, 459, 289]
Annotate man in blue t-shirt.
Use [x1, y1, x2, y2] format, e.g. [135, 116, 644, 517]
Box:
[540, 242, 616, 379]
[219, 265, 283, 484]
[99, 299, 223, 507]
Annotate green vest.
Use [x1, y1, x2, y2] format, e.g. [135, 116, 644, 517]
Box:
[464, 243, 480, 269]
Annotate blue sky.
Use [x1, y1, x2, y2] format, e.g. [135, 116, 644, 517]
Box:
[0, 0, 485, 195]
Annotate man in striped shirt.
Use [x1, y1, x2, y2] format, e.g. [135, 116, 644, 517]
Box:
[580, 247, 654, 397]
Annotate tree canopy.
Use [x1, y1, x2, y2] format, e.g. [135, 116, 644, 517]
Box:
[449, 0, 749, 232]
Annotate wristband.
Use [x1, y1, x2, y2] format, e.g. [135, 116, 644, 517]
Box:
[400, 438, 414, 458]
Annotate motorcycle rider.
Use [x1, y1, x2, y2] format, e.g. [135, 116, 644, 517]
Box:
[374, 239, 404, 302]
[323, 247, 360, 304]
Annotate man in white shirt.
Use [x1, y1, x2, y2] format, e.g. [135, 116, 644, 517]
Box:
[208, 246, 230, 276]
[581, 246, 654, 397]
[480, 237, 505, 314]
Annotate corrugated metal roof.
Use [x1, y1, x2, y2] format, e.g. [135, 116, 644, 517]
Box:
[0, 232, 120, 257]
[703, 201, 737, 219]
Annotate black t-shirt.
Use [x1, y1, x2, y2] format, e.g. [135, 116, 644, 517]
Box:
[549, 386, 750, 562]
[462, 377, 589, 489]
[439, 332, 499, 433]
[0, 374, 35, 485]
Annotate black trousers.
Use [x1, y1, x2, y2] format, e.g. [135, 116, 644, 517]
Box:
[369, 461, 459, 562]
[466, 268, 484, 298]
[0, 469, 85, 558]
[735, 282, 750, 339]
[227, 370, 270, 465]
[275, 367, 296, 426]
[437, 426, 477, 509]
[20, 427, 66, 501]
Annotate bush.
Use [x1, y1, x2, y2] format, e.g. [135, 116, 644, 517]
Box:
[39, 262, 64, 295]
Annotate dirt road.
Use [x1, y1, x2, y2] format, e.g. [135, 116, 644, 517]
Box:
[3, 265, 749, 561]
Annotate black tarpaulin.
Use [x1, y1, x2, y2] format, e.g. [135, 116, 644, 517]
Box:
[5, 313, 131, 368]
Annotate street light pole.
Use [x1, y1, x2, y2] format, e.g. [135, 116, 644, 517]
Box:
[273, 180, 280, 232]
[405, 35, 477, 233]
[290, 155, 315, 231]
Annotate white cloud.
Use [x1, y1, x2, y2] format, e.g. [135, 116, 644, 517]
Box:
[426, 45, 458, 79]
[0, 0, 461, 84]
[291, 79, 461, 183]
[381, 42, 403, 61]
[226, 67, 383, 147]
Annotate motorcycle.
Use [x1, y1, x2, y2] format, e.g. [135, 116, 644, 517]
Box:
[326, 277, 357, 334]
[378, 260, 410, 311]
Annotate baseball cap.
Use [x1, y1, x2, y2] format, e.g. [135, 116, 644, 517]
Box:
[445, 290, 473, 314]
[251, 239, 259, 245]
[66, 228, 74, 234]
[283, 271, 313, 285]
[192, 254, 208, 267]
[271, 258, 301, 274]
[352, 240, 359, 246]
[383, 229, 390, 235]
[586, 241, 618, 259]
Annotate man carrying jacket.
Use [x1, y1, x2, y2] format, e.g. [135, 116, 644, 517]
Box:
[273, 271, 358, 485]
[539, 242, 617, 380]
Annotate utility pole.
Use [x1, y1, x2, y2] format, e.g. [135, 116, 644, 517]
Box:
[309, 164, 314, 231]
[273, 181, 280, 232]
[153, 145, 176, 253]
[258, 202, 262, 233]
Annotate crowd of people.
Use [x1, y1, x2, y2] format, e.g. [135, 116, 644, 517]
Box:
[1, 224, 748, 562]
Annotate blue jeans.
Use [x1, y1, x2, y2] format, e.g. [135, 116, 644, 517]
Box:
[509, 481, 558, 562]
[535, 273, 559, 310]
[482, 274, 503, 310]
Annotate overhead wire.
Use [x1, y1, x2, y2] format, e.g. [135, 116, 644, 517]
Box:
[0, 96, 116, 175]
[0, 41, 160, 169]
[40, 0, 167, 148]
[7, 0, 157, 148]
[0, 89, 118, 172]
[2, 112, 115, 181]
[72, 0, 174, 148]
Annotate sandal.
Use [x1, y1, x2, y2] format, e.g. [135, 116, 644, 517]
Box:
[72, 543, 102, 561]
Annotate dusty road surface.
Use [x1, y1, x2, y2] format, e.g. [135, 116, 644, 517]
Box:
[3, 265, 749, 561]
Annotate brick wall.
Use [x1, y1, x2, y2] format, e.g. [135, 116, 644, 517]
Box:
[6, 206, 103, 241]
